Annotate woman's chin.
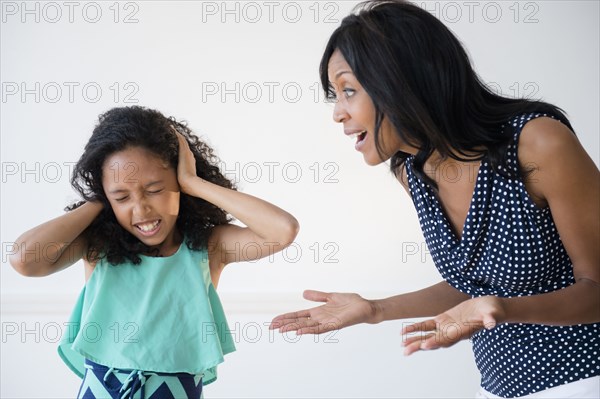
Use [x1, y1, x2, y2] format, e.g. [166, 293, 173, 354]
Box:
[362, 154, 385, 166]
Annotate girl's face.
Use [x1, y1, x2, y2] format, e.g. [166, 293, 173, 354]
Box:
[102, 146, 181, 251]
[328, 49, 414, 165]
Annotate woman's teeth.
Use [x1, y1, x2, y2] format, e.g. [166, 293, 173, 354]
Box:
[349, 130, 367, 140]
[354, 130, 368, 151]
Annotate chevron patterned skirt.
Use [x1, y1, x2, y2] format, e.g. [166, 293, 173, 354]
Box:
[77, 359, 204, 399]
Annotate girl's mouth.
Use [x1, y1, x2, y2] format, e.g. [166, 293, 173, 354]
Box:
[134, 219, 161, 236]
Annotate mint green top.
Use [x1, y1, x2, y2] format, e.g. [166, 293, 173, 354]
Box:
[58, 240, 235, 385]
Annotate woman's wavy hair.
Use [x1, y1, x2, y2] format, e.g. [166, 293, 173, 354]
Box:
[320, 0, 573, 188]
[66, 106, 235, 265]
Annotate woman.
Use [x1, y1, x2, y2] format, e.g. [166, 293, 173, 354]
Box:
[270, 1, 599, 397]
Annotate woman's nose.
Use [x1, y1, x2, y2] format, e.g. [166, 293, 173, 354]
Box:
[332, 101, 348, 124]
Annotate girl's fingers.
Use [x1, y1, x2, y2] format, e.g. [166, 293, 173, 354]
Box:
[172, 126, 191, 151]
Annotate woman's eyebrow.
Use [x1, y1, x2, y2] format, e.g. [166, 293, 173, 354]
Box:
[334, 70, 353, 79]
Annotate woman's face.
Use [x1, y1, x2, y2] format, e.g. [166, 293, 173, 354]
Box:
[102, 146, 181, 251]
[328, 49, 411, 165]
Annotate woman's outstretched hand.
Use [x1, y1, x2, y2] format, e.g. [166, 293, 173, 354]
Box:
[401, 295, 505, 355]
[269, 290, 378, 335]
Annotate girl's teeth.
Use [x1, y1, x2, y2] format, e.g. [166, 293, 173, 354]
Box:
[138, 220, 159, 232]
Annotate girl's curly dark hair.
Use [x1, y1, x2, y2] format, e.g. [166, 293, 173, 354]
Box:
[66, 106, 236, 265]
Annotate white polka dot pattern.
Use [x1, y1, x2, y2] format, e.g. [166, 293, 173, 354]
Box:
[405, 113, 600, 397]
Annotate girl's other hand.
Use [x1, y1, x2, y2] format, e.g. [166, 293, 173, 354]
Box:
[172, 126, 198, 194]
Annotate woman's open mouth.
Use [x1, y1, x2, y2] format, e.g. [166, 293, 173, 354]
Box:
[354, 130, 367, 151]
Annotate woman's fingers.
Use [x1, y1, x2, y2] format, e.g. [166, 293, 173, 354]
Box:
[401, 319, 437, 335]
[402, 319, 443, 355]
[270, 291, 333, 331]
[277, 316, 340, 335]
[272, 309, 311, 321]
[270, 310, 316, 331]
[302, 289, 331, 302]
[482, 314, 497, 330]
[402, 334, 427, 347]
[272, 316, 314, 331]
[297, 321, 338, 335]
[402, 333, 436, 356]
[270, 314, 327, 333]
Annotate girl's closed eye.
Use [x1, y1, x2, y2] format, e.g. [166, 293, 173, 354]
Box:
[114, 189, 162, 202]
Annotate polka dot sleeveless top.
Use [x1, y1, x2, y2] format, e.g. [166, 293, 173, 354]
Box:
[405, 113, 600, 397]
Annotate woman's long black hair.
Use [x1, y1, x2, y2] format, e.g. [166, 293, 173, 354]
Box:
[320, 0, 573, 188]
[67, 106, 235, 265]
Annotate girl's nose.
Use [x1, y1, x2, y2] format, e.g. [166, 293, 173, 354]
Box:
[133, 198, 151, 217]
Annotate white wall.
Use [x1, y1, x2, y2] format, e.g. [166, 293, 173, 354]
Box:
[1, 1, 598, 398]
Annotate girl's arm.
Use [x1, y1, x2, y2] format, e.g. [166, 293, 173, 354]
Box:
[403, 117, 600, 355]
[9, 201, 103, 277]
[270, 281, 470, 334]
[174, 131, 300, 278]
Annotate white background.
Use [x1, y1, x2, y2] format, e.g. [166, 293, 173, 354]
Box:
[1, 1, 598, 398]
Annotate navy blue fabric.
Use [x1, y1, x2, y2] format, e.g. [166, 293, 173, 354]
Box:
[405, 113, 600, 397]
[78, 358, 203, 399]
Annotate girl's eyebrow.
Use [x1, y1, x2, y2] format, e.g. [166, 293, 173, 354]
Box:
[108, 180, 163, 194]
[145, 180, 163, 187]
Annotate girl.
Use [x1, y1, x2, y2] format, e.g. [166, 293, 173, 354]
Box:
[10, 106, 299, 398]
[271, 1, 599, 397]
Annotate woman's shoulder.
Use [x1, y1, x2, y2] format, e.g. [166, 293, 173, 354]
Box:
[517, 116, 594, 205]
[517, 116, 578, 172]
[504, 112, 575, 169]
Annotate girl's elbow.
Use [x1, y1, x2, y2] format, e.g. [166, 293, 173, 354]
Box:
[9, 256, 33, 277]
[281, 217, 300, 248]
[7, 240, 33, 276]
[9, 254, 48, 277]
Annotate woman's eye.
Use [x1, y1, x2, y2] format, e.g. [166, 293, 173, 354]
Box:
[343, 88, 356, 98]
[115, 196, 128, 202]
[148, 189, 163, 194]
[324, 86, 338, 103]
